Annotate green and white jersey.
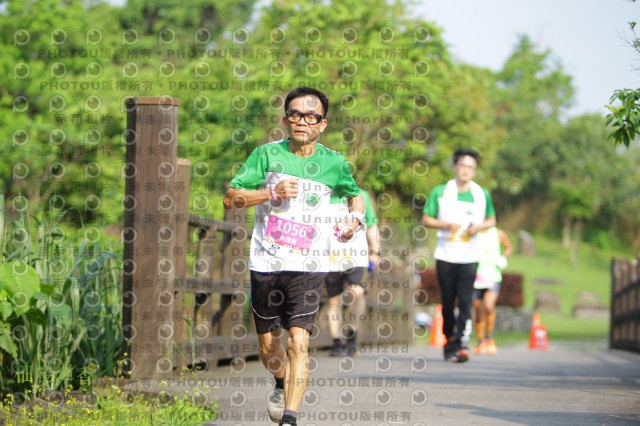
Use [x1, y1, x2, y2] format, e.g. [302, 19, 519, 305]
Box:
[229, 139, 361, 273]
[423, 181, 495, 263]
[328, 189, 378, 271]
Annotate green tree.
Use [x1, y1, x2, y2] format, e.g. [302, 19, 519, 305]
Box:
[177, 0, 507, 246]
[605, 4, 640, 148]
[0, 0, 259, 225]
[3, 0, 637, 253]
[606, 87, 640, 147]
[120, 0, 257, 41]
[551, 182, 596, 263]
[549, 114, 639, 258]
[491, 35, 574, 223]
[561, 115, 640, 251]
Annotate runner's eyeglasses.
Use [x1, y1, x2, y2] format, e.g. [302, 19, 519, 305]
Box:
[285, 110, 324, 125]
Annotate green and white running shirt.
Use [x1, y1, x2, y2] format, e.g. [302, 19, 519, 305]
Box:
[229, 139, 361, 273]
[423, 181, 495, 263]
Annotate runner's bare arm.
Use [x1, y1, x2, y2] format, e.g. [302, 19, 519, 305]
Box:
[333, 193, 365, 242]
[367, 224, 381, 265]
[367, 224, 380, 254]
[469, 216, 496, 236]
[497, 228, 513, 257]
[223, 178, 300, 210]
[347, 193, 365, 216]
[421, 214, 460, 233]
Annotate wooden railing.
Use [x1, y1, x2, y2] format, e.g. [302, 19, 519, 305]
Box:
[173, 210, 259, 372]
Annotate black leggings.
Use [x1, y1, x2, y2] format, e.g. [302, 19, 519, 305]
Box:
[436, 260, 478, 349]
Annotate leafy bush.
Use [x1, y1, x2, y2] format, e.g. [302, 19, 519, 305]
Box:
[0, 194, 218, 424]
[0, 196, 122, 398]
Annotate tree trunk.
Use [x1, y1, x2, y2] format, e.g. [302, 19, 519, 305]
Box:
[570, 218, 583, 265]
[562, 216, 572, 249]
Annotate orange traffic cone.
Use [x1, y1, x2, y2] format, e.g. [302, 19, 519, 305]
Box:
[429, 304, 447, 347]
[529, 313, 549, 350]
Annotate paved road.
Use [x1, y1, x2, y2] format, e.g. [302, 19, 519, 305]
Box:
[128, 340, 640, 425]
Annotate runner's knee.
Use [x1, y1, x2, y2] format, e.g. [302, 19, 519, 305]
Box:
[288, 333, 309, 355]
[349, 285, 365, 297]
[260, 340, 281, 357]
[327, 295, 340, 308]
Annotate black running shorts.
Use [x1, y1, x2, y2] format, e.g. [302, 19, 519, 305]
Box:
[324, 267, 366, 298]
[472, 281, 501, 301]
[250, 270, 327, 334]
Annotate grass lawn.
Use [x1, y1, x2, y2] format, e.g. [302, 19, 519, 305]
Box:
[506, 234, 631, 315]
[491, 315, 610, 349]
[496, 234, 629, 344]
[539, 312, 610, 340]
[416, 314, 610, 349]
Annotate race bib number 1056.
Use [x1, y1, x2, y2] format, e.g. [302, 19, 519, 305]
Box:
[263, 215, 316, 253]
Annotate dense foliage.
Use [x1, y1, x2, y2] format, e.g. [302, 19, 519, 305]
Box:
[1, 0, 639, 249]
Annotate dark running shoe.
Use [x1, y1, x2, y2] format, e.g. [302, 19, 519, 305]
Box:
[446, 348, 470, 363]
[329, 339, 344, 357]
[279, 414, 297, 426]
[443, 338, 458, 361]
[346, 332, 359, 357]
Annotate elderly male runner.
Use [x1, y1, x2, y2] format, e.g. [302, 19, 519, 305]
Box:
[223, 87, 365, 426]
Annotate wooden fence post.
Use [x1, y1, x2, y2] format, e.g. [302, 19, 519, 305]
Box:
[122, 96, 180, 379]
[172, 158, 191, 372]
